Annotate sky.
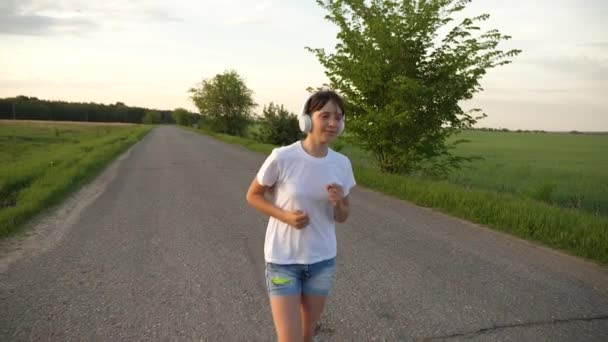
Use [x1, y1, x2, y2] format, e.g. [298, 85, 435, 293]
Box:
[1, 0, 607, 131]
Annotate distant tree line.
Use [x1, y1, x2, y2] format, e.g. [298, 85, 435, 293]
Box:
[0, 96, 198, 125]
[471, 127, 597, 134]
[471, 127, 548, 133]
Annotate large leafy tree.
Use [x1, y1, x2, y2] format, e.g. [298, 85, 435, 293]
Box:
[307, 0, 521, 175]
[189, 70, 256, 136]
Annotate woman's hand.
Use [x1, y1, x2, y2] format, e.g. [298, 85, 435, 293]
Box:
[282, 210, 309, 229]
[326, 183, 344, 208]
[326, 183, 350, 223]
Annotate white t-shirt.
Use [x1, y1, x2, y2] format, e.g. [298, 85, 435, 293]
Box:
[256, 140, 356, 264]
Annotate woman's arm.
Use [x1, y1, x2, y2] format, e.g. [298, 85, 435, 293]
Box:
[333, 196, 350, 223]
[245, 178, 309, 228]
[246, 178, 283, 220]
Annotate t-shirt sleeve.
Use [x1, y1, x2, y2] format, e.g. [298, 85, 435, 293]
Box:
[342, 158, 356, 197]
[256, 149, 280, 187]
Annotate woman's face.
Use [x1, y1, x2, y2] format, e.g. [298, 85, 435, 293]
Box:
[309, 100, 343, 144]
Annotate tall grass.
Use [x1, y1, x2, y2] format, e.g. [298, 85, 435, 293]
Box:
[0, 121, 152, 236]
[354, 166, 608, 264]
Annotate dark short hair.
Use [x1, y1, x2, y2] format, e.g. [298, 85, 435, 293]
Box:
[303, 90, 345, 116]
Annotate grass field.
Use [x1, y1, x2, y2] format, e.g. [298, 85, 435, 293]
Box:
[336, 131, 608, 216]
[197, 125, 608, 265]
[0, 120, 152, 237]
[444, 131, 608, 216]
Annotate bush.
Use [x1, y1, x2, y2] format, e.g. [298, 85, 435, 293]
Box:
[254, 103, 303, 145]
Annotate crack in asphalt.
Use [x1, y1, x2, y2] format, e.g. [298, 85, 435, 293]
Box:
[422, 314, 608, 341]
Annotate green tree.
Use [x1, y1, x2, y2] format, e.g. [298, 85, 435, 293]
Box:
[172, 108, 187, 126]
[254, 103, 303, 145]
[113, 102, 128, 122]
[142, 110, 161, 124]
[307, 0, 521, 175]
[172, 108, 193, 126]
[189, 70, 256, 136]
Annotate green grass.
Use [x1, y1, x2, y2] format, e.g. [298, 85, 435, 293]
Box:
[185, 126, 276, 154]
[185, 126, 608, 265]
[445, 131, 608, 216]
[0, 120, 152, 237]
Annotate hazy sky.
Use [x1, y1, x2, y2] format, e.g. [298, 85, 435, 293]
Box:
[1, 0, 607, 131]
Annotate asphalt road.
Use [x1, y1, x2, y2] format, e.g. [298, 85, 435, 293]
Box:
[1, 125, 607, 341]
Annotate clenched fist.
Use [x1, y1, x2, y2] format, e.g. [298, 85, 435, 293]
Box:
[282, 210, 309, 229]
[326, 183, 344, 208]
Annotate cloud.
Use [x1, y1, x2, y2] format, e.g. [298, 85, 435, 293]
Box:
[0, 14, 95, 35]
[0, 0, 180, 35]
[255, 0, 273, 11]
[469, 97, 608, 132]
[521, 55, 608, 81]
[224, 0, 276, 26]
[0, 78, 145, 89]
[226, 15, 265, 26]
[580, 41, 608, 49]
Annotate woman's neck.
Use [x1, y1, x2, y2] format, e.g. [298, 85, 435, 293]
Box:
[301, 137, 329, 158]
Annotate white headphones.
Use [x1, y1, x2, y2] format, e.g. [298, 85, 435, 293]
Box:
[298, 96, 345, 136]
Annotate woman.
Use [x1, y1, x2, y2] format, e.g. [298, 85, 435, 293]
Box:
[246, 90, 356, 341]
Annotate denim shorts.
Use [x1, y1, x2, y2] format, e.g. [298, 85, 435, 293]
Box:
[265, 258, 336, 297]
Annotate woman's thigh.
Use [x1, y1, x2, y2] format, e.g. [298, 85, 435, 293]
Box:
[269, 295, 302, 341]
[300, 294, 327, 338]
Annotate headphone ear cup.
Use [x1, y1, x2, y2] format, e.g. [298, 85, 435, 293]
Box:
[337, 119, 345, 136]
[299, 97, 312, 133]
[298, 114, 311, 133]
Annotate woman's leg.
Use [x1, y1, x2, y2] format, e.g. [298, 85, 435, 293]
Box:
[266, 262, 304, 341]
[269, 295, 302, 342]
[300, 258, 336, 341]
[300, 295, 327, 342]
